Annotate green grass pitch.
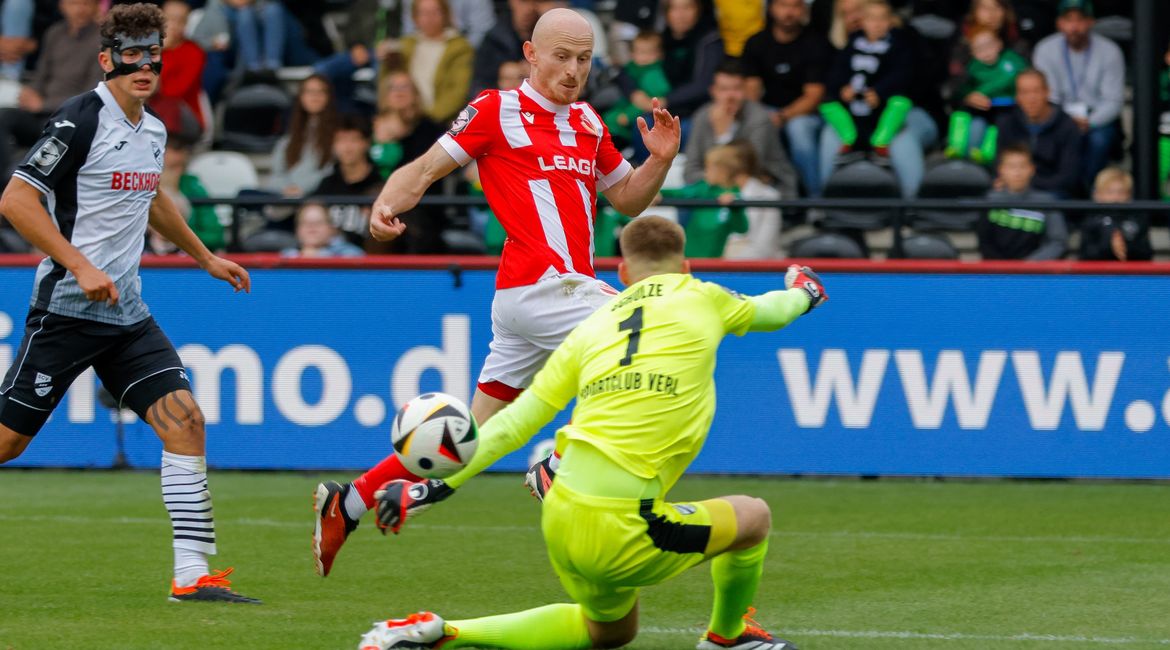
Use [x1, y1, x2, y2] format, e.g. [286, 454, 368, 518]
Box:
[1, 471, 1168, 649]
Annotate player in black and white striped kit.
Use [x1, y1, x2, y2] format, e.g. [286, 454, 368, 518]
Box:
[0, 3, 259, 604]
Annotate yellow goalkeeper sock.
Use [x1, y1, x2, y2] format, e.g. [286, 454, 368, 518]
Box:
[708, 538, 769, 639]
[443, 603, 593, 649]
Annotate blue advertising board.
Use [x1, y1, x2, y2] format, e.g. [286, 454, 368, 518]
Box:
[2, 266, 1168, 478]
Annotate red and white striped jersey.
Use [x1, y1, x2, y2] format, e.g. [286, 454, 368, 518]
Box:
[438, 80, 633, 289]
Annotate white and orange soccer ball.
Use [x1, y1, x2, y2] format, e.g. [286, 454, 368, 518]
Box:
[390, 392, 479, 479]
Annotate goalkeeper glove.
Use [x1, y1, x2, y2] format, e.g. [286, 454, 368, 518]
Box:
[785, 264, 828, 313]
[524, 452, 558, 502]
[374, 478, 454, 535]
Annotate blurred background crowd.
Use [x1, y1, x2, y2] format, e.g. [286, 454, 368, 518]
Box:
[0, 0, 1166, 261]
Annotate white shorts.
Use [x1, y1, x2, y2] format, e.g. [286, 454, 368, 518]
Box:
[478, 269, 618, 392]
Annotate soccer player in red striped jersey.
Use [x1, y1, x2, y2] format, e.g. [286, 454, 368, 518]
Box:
[312, 7, 682, 576]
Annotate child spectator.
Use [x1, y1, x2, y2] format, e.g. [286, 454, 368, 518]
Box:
[979, 142, 1067, 260]
[155, 136, 225, 254]
[723, 142, 782, 259]
[660, 144, 749, 258]
[820, 0, 913, 163]
[370, 110, 408, 179]
[281, 202, 365, 258]
[1080, 167, 1151, 261]
[268, 74, 339, 198]
[603, 31, 671, 145]
[149, 0, 207, 141]
[312, 114, 383, 246]
[946, 27, 1028, 163]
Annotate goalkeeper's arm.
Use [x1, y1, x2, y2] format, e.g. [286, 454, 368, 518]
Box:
[443, 390, 560, 490]
[748, 264, 828, 332]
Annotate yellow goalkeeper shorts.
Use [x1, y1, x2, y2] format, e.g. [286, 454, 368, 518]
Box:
[541, 480, 738, 622]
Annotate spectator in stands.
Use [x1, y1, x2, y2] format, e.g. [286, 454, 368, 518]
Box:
[1161, 42, 1169, 200]
[397, 0, 473, 125]
[603, 31, 670, 146]
[268, 74, 338, 198]
[1080, 167, 1151, 261]
[742, 0, 832, 196]
[496, 59, 528, 92]
[0, 0, 101, 182]
[377, 70, 444, 164]
[313, 0, 402, 114]
[953, 0, 1025, 72]
[826, 0, 864, 49]
[661, 143, 748, 258]
[1032, 0, 1125, 189]
[658, 0, 722, 120]
[819, 0, 923, 198]
[370, 110, 407, 179]
[470, 0, 539, 97]
[402, 0, 496, 49]
[945, 27, 1028, 164]
[312, 114, 383, 245]
[154, 136, 225, 254]
[980, 142, 1067, 260]
[217, 0, 288, 73]
[281, 202, 364, 258]
[996, 69, 1082, 197]
[711, 0, 762, 58]
[369, 70, 447, 254]
[149, 0, 206, 140]
[685, 60, 796, 197]
[0, 0, 37, 80]
[724, 142, 782, 259]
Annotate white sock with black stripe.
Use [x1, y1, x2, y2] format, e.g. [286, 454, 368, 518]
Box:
[162, 451, 215, 587]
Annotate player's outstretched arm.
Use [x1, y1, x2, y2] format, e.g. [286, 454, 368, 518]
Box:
[748, 265, 829, 332]
[369, 143, 461, 242]
[149, 191, 250, 293]
[0, 176, 119, 305]
[602, 99, 681, 216]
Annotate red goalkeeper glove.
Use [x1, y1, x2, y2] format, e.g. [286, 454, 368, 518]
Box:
[374, 478, 454, 535]
[785, 264, 828, 313]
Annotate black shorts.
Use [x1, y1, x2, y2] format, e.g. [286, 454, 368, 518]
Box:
[0, 308, 191, 437]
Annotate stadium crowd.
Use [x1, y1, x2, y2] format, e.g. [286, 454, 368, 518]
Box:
[0, 0, 1167, 261]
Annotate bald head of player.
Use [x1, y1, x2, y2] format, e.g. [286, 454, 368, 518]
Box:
[523, 7, 593, 105]
[619, 216, 691, 286]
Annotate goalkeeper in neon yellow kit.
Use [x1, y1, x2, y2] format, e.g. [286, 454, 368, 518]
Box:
[359, 216, 828, 650]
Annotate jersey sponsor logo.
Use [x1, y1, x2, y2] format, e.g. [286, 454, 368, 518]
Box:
[537, 155, 594, 177]
[447, 105, 478, 136]
[34, 372, 52, 397]
[52, 120, 75, 129]
[31, 137, 68, 175]
[110, 171, 161, 191]
[113, 141, 128, 150]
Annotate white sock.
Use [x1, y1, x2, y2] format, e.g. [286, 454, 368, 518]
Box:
[162, 451, 217, 587]
[343, 482, 368, 520]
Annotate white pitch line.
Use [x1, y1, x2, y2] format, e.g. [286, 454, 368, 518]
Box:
[639, 626, 1170, 645]
[1, 514, 1168, 546]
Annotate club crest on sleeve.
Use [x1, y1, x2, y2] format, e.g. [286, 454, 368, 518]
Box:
[151, 141, 163, 166]
[447, 105, 478, 136]
[31, 137, 68, 175]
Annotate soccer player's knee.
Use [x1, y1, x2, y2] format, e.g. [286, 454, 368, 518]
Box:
[0, 427, 29, 463]
[738, 496, 772, 546]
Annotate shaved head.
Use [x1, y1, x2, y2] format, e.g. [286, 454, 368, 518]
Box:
[532, 7, 592, 45]
[524, 7, 594, 104]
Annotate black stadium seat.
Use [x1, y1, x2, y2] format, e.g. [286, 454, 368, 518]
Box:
[788, 232, 866, 259]
[901, 233, 960, 260]
[820, 159, 902, 231]
[217, 84, 293, 153]
[241, 229, 298, 253]
[911, 160, 993, 231]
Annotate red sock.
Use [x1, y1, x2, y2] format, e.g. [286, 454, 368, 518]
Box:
[352, 454, 421, 508]
[873, 145, 890, 157]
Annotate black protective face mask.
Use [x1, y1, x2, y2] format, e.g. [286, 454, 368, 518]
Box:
[102, 31, 163, 80]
